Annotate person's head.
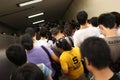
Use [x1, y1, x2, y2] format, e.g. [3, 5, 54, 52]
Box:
[6, 44, 27, 66]
[56, 37, 72, 51]
[10, 63, 44, 80]
[25, 27, 36, 37]
[39, 27, 48, 37]
[63, 27, 72, 36]
[50, 27, 64, 40]
[98, 13, 116, 29]
[20, 34, 33, 50]
[76, 10, 88, 25]
[111, 11, 120, 28]
[98, 13, 116, 36]
[89, 17, 98, 27]
[80, 37, 112, 72]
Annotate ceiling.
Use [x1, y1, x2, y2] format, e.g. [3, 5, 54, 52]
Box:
[0, 0, 73, 31]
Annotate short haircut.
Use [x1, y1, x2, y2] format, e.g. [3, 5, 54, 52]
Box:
[6, 44, 26, 66]
[98, 13, 115, 29]
[56, 38, 72, 51]
[39, 27, 48, 37]
[111, 11, 120, 27]
[20, 34, 33, 50]
[25, 27, 36, 37]
[81, 37, 112, 69]
[50, 27, 60, 36]
[76, 11, 88, 25]
[10, 63, 44, 80]
[89, 17, 98, 27]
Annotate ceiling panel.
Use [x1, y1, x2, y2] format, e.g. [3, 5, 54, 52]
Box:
[0, 0, 73, 30]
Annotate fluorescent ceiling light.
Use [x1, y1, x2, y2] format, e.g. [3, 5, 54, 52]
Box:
[33, 20, 45, 24]
[28, 12, 44, 18]
[18, 0, 43, 7]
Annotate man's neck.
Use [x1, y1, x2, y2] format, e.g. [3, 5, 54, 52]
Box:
[93, 67, 114, 80]
[105, 28, 118, 37]
[40, 37, 46, 40]
[80, 24, 88, 29]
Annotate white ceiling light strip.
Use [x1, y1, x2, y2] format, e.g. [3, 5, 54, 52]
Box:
[18, 0, 43, 7]
[28, 12, 44, 18]
[33, 20, 45, 24]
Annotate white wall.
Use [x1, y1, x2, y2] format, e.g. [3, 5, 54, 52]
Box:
[64, 0, 120, 21]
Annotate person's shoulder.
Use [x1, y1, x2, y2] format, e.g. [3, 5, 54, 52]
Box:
[73, 30, 81, 35]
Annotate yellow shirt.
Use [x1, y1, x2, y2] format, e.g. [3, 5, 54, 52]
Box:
[60, 47, 84, 79]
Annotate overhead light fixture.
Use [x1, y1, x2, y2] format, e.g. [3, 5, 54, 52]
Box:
[18, 0, 43, 7]
[33, 20, 45, 24]
[28, 12, 44, 18]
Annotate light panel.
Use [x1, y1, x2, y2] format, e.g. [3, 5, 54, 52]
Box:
[33, 20, 45, 24]
[28, 12, 44, 18]
[18, 0, 43, 7]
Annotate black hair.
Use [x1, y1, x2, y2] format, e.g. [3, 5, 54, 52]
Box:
[6, 44, 26, 66]
[80, 37, 112, 69]
[25, 27, 36, 37]
[98, 13, 115, 29]
[89, 17, 98, 27]
[111, 11, 120, 27]
[56, 38, 72, 51]
[20, 34, 33, 50]
[76, 11, 88, 25]
[35, 27, 41, 40]
[39, 27, 48, 37]
[11, 63, 44, 80]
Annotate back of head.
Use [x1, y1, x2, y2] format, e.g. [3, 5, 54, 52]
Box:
[11, 63, 44, 80]
[89, 17, 98, 27]
[20, 34, 33, 50]
[98, 13, 116, 29]
[25, 27, 36, 37]
[111, 11, 120, 27]
[81, 37, 112, 69]
[56, 38, 72, 51]
[6, 44, 26, 66]
[76, 10, 88, 25]
[39, 27, 48, 37]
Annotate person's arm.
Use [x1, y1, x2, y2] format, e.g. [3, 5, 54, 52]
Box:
[45, 46, 59, 63]
[50, 52, 59, 63]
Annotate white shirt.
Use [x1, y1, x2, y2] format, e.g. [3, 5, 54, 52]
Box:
[34, 39, 53, 48]
[73, 26, 100, 47]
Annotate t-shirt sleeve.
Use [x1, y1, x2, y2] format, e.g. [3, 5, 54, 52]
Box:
[37, 63, 52, 79]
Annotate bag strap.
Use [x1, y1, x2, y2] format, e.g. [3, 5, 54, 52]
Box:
[41, 46, 53, 61]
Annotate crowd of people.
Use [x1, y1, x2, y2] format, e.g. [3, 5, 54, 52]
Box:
[1, 10, 120, 80]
